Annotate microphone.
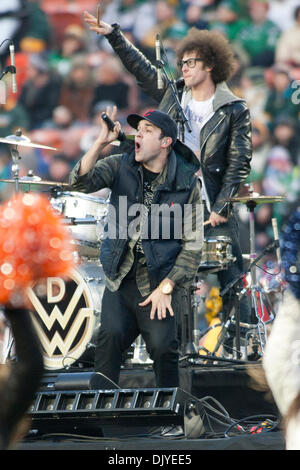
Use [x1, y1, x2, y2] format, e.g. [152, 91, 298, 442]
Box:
[155, 34, 163, 90]
[272, 217, 281, 266]
[9, 43, 17, 94]
[101, 113, 126, 141]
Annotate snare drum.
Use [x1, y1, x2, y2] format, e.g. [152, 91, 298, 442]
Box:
[51, 192, 108, 259]
[27, 263, 105, 370]
[199, 236, 235, 272]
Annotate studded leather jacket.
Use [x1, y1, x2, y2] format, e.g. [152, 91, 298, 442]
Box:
[106, 24, 252, 217]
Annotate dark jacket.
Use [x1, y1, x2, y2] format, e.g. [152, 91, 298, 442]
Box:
[106, 25, 252, 217]
[70, 142, 201, 289]
[102, 147, 199, 287]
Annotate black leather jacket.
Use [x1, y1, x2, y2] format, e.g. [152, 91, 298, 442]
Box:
[106, 25, 252, 217]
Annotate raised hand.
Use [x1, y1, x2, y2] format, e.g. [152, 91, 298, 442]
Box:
[83, 9, 113, 36]
[98, 105, 121, 145]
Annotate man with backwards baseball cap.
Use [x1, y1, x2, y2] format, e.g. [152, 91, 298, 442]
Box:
[69, 106, 203, 392]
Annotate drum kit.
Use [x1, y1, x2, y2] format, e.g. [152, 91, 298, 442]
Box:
[0, 130, 286, 369]
[187, 187, 286, 362]
[0, 130, 109, 369]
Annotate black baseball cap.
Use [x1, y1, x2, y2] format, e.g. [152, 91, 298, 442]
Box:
[127, 109, 177, 146]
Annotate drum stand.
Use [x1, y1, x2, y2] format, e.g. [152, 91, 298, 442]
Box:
[180, 286, 199, 356]
[212, 236, 279, 360]
[10, 144, 22, 193]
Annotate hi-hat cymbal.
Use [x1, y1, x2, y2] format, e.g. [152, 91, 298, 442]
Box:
[0, 177, 70, 187]
[0, 134, 57, 151]
[228, 195, 286, 205]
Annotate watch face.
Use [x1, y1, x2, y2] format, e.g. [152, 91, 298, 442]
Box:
[162, 283, 172, 294]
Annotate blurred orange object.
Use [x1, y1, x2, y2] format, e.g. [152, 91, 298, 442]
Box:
[0, 193, 75, 306]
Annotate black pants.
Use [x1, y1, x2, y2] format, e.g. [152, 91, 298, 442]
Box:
[94, 261, 180, 387]
[204, 210, 251, 324]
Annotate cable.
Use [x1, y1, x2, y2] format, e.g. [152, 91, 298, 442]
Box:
[0, 38, 13, 49]
[224, 414, 280, 438]
[255, 262, 281, 276]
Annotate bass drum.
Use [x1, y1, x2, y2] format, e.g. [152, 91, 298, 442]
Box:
[27, 263, 105, 371]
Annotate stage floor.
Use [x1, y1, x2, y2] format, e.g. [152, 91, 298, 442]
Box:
[13, 360, 285, 451]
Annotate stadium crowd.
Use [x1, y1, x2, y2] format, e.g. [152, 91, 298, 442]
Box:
[0, 0, 300, 254]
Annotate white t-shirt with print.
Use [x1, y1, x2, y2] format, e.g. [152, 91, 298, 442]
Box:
[183, 95, 215, 211]
[183, 95, 214, 154]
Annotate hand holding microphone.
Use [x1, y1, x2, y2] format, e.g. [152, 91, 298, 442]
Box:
[101, 112, 126, 142]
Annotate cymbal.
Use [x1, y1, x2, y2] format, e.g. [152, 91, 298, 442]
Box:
[0, 134, 57, 151]
[228, 195, 286, 205]
[0, 177, 70, 187]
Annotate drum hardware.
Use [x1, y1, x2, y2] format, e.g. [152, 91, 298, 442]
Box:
[225, 188, 285, 284]
[179, 283, 204, 357]
[184, 187, 284, 362]
[50, 192, 108, 259]
[207, 186, 284, 359]
[0, 129, 58, 193]
[125, 335, 153, 365]
[198, 236, 235, 273]
[62, 217, 99, 225]
[84, 275, 103, 284]
[0, 130, 58, 151]
[180, 237, 236, 359]
[0, 176, 71, 188]
[210, 235, 280, 360]
[26, 263, 106, 370]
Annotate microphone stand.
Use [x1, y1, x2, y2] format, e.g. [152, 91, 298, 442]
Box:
[156, 57, 191, 142]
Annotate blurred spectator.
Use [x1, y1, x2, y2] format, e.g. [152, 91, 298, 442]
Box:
[45, 153, 72, 183]
[268, 0, 300, 31]
[100, 0, 156, 46]
[0, 1, 29, 68]
[271, 116, 300, 166]
[238, 120, 272, 250]
[49, 24, 88, 77]
[43, 105, 74, 130]
[141, 0, 188, 52]
[18, 54, 61, 130]
[59, 58, 95, 123]
[91, 56, 132, 114]
[262, 123, 300, 229]
[212, 0, 249, 41]
[239, 67, 268, 120]
[19, 0, 52, 54]
[249, 120, 271, 186]
[236, 0, 281, 67]
[0, 99, 29, 137]
[275, 5, 300, 67]
[226, 51, 248, 98]
[263, 144, 293, 198]
[179, 2, 210, 30]
[264, 65, 300, 129]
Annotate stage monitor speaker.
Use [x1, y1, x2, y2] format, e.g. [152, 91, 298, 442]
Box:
[28, 385, 206, 439]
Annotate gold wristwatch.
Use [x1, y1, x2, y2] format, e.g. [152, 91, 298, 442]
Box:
[159, 280, 174, 295]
